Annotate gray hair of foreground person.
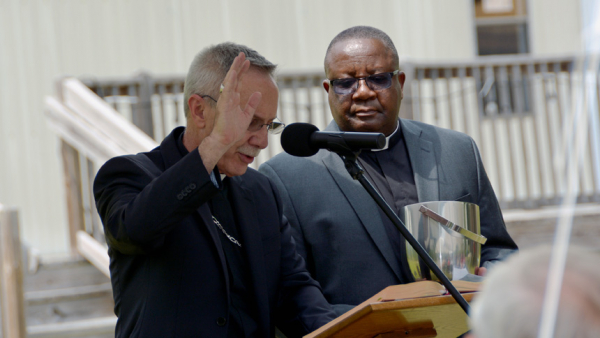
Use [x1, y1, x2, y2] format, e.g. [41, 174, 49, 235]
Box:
[468, 245, 600, 338]
[182, 42, 277, 118]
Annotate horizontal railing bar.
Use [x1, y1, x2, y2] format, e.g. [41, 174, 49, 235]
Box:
[71, 54, 598, 213]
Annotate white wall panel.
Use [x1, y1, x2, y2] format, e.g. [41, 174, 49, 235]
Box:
[529, 0, 583, 54]
[0, 0, 69, 258]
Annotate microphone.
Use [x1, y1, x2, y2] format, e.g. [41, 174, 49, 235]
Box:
[281, 123, 386, 157]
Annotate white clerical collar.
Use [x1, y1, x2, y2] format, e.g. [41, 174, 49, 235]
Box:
[220, 174, 227, 181]
[371, 121, 400, 152]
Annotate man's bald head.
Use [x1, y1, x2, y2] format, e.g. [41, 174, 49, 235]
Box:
[324, 26, 399, 74]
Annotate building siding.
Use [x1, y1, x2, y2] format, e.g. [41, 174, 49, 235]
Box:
[0, 0, 584, 256]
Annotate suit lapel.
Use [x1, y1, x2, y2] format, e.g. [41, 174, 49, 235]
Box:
[197, 203, 227, 258]
[228, 176, 270, 326]
[401, 120, 439, 202]
[320, 151, 404, 281]
[194, 185, 232, 297]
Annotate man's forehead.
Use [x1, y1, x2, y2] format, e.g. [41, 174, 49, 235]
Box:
[252, 108, 277, 122]
[338, 39, 368, 55]
[250, 84, 279, 122]
[331, 38, 390, 56]
[326, 38, 394, 75]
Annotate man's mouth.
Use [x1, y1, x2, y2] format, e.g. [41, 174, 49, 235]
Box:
[238, 153, 255, 164]
[354, 110, 378, 117]
[237, 146, 261, 164]
[352, 108, 381, 119]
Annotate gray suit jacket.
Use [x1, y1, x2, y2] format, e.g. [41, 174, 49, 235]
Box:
[259, 119, 517, 315]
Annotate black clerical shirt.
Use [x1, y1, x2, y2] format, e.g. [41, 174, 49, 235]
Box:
[176, 133, 258, 337]
[357, 121, 417, 283]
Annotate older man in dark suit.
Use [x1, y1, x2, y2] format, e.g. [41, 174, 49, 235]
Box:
[94, 42, 335, 338]
[259, 26, 518, 316]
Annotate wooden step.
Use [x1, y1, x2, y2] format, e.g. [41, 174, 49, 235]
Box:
[23, 258, 110, 292]
[26, 283, 113, 305]
[20, 258, 116, 337]
[27, 316, 115, 338]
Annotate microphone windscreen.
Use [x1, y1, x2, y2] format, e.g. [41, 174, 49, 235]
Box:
[281, 123, 320, 157]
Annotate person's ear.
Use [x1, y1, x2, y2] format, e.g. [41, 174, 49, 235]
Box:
[188, 94, 209, 129]
[397, 72, 406, 100]
[323, 80, 330, 93]
[398, 71, 406, 90]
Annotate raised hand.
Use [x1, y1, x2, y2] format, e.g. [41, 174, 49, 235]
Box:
[197, 52, 262, 174]
[210, 52, 262, 148]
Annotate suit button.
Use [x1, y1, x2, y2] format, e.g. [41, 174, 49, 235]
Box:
[216, 317, 227, 326]
[189, 183, 197, 189]
[177, 193, 184, 200]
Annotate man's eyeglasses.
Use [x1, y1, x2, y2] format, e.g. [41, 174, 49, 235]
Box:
[198, 94, 218, 103]
[328, 70, 400, 95]
[248, 117, 285, 134]
[195, 94, 285, 134]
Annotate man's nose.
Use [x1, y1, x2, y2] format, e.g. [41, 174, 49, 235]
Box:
[353, 78, 377, 99]
[248, 127, 269, 149]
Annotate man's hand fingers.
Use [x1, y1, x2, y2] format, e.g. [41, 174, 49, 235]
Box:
[208, 52, 258, 149]
[243, 92, 262, 119]
[236, 59, 251, 92]
[222, 53, 247, 96]
[475, 267, 487, 276]
[230, 52, 246, 74]
[222, 69, 238, 97]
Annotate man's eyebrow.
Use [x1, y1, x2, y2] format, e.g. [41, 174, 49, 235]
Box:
[253, 116, 276, 122]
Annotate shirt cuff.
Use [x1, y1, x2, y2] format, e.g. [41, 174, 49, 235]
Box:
[209, 170, 220, 188]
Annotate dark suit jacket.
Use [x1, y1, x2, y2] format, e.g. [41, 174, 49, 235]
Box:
[259, 119, 518, 315]
[93, 127, 335, 338]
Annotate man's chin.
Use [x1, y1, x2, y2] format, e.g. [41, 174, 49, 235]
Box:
[221, 165, 249, 178]
[348, 121, 385, 133]
[348, 115, 398, 134]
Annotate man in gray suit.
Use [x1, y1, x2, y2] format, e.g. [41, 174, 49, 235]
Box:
[259, 26, 518, 316]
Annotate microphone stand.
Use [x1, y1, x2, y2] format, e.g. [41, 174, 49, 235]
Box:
[332, 144, 470, 314]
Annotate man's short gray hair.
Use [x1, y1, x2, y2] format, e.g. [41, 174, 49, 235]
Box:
[183, 42, 277, 118]
[469, 245, 600, 338]
[324, 26, 399, 73]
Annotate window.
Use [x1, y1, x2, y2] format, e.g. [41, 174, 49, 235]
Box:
[474, 0, 529, 55]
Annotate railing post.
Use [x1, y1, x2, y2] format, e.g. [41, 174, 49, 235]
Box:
[0, 205, 26, 338]
[133, 72, 155, 139]
[400, 62, 415, 120]
[61, 140, 86, 257]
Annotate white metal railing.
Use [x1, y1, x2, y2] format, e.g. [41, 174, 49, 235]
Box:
[45, 78, 158, 275]
[403, 55, 600, 209]
[79, 55, 600, 209]
[351, 55, 594, 210]
[46, 55, 600, 266]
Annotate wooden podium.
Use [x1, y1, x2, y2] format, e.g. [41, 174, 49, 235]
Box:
[305, 284, 476, 338]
